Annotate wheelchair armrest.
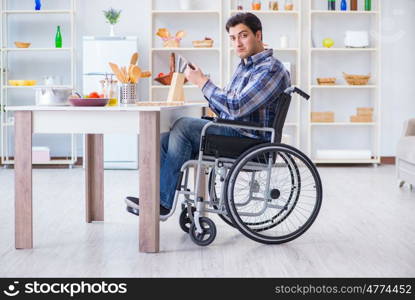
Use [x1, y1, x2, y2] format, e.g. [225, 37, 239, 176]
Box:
[213, 118, 264, 128]
[201, 116, 215, 121]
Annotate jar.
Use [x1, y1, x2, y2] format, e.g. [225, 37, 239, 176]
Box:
[284, 0, 294, 11]
[237, 0, 244, 10]
[268, 0, 278, 10]
[251, 0, 261, 10]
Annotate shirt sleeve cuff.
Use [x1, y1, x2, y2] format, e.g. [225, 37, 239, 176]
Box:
[201, 79, 216, 100]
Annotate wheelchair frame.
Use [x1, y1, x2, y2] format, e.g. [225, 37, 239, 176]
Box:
[160, 86, 321, 246]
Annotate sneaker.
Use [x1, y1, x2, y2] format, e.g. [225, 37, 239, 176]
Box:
[124, 196, 171, 216]
[125, 196, 139, 209]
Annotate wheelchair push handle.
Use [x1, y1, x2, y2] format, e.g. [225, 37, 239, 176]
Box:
[283, 86, 310, 100]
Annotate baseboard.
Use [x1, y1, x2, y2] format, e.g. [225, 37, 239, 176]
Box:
[0, 157, 83, 168]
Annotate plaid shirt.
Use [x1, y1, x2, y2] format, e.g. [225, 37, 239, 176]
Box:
[202, 49, 291, 140]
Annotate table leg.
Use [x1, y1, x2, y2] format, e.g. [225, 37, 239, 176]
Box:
[15, 111, 33, 249]
[139, 111, 160, 253]
[85, 134, 104, 223]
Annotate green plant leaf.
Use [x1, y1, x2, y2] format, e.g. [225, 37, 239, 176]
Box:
[103, 8, 122, 25]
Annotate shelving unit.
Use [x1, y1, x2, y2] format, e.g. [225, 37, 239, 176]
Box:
[3, 10, 73, 14]
[307, 0, 381, 164]
[149, 0, 223, 102]
[228, 0, 302, 147]
[0, 0, 77, 166]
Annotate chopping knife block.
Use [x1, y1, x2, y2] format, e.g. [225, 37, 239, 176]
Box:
[167, 72, 185, 102]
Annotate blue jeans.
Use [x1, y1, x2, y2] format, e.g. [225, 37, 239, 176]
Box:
[159, 117, 243, 209]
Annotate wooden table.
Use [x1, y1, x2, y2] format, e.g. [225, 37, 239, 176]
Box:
[6, 104, 204, 253]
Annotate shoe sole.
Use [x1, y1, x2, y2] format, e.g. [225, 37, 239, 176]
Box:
[126, 206, 139, 216]
[126, 205, 170, 221]
[125, 198, 139, 209]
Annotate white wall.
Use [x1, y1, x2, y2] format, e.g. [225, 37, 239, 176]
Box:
[379, 0, 415, 155]
[4, 0, 415, 157]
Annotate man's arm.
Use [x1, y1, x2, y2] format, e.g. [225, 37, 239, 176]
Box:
[201, 65, 289, 118]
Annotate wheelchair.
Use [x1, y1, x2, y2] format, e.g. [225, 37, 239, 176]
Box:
[161, 86, 322, 246]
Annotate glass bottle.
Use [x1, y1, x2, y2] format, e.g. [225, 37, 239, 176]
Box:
[237, 0, 244, 10]
[341, 0, 347, 10]
[284, 0, 294, 11]
[268, 0, 278, 10]
[328, 0, 335, 10]
[108, 79, 118, 106]
[350, 0, 358, 10]
[101, 78, 118, 106]
[251, 0, 261, 10]
[55, 26, 62, 48]
[365, 0, 371, 11]
[34, 0, 41, 10]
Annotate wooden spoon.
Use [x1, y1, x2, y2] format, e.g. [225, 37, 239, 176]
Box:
[108, 62, 124, 83]
[127, 64, 135, 83]
[131, 66, 142, 84]
[130, 52, 139, 65]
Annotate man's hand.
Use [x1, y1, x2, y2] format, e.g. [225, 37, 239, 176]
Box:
[184, 64, 209, 89]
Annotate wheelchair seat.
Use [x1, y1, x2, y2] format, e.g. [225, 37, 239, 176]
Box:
[202, 134, 265, 159]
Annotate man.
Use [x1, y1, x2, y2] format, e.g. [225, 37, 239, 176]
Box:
[125, 12, 291, 216]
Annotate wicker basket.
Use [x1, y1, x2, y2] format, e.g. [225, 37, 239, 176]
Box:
[343, 72, 371, 85]
[163, 39, 180, 48]
[357, 107, 374, 116]
[317, 77, 336, 85]
[192, 39, 214, 48]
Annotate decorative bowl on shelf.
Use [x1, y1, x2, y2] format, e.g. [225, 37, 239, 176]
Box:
[316, 77, 336, 85]
[14, 41, 31, 48]
[153, 52, 188, 86]
[154, 72, 189, 86]
[154, 73, 174, 85]
[8, 80, 37, 86]
[192, 38, 214, 48]
[343, 72, 371, 85]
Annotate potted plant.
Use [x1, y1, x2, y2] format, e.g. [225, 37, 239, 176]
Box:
[103, 8, 121, 36]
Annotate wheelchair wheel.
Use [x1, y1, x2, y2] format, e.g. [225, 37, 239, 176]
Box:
[179, 206, 196, 233]
[224, 143, 322, 245]
[189, 217, 217, 246]
[208, 169, 235, 228]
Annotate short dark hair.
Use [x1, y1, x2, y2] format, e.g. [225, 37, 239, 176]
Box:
[226, 13, 262, 35]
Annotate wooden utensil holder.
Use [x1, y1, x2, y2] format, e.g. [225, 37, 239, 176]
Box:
[167, 72, 185, 102]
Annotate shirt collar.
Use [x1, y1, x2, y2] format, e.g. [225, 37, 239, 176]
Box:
[242, 49, 273, 67]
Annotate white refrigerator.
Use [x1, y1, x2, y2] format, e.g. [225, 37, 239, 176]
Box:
[82, 36, 138, 169]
